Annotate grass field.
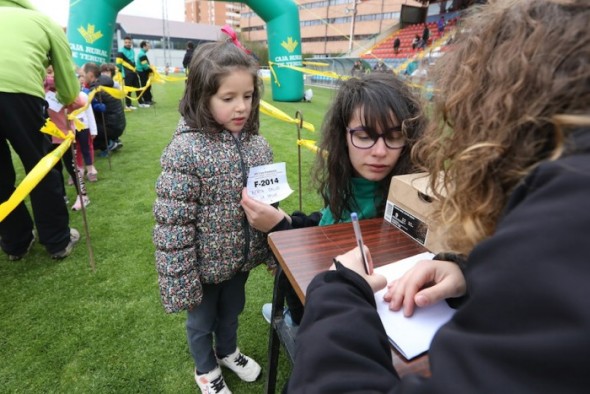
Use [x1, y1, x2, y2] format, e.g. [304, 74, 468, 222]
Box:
[0, 78, 338, 393]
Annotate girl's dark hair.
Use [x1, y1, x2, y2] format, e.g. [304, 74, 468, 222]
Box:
[179, 40, 261, 134]
[314, 73, 426, 221]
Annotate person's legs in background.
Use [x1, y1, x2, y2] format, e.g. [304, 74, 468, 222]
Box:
[0, 136, 35, 258]
[75, 129, 97, 181]
[137, 71, 152, 107]
[0, 93, 77, 257]
[124, 71, 138, 109]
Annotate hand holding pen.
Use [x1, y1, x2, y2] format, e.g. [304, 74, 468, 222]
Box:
[351, 212, 373, 275]
[331, 244, 386, 293]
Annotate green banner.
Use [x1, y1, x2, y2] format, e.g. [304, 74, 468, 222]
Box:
[66, 0, 133, 67]
[237, 0, 304, 102]
[66, 0, 304, 101]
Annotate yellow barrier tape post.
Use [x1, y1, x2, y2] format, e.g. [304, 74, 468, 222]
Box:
[295, 110, 304, 211]
[66, 111, 96, 272]
[97, 93, 113, 170]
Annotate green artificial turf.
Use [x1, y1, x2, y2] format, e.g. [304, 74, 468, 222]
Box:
[0, 78, 336, 393]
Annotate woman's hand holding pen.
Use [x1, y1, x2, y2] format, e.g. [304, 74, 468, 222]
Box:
[240, 188, 291, 232]
[384, 259, 466, 317]
[331, 246, 387, 293]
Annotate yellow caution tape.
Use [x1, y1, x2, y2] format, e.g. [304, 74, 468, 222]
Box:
[302, 61, 330, 67]
[259, 100, 315, 132]
[116, 57, 136, 72]
[40, 118, 68, 140]
[297, 139, 327, 158]
[0, 135, 74, 222]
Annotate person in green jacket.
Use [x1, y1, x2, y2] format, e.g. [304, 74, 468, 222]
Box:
[116, 36, 139, 110]
[0, 0, 80, 260]
[136, 40, 153, 107]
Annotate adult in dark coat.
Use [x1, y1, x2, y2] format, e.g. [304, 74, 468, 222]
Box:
[182, 41, 195, 74]
[393, 37, 401, 53]
[421, 23, 430, 47]
[93, 75, 125, 150]
[82, 63, 125, 152]
[288, 1, 590, 392]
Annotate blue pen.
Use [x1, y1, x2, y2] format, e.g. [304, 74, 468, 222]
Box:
[351, 212, 372, 275]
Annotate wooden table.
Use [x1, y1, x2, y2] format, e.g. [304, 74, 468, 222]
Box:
[264, 218, 431, 393]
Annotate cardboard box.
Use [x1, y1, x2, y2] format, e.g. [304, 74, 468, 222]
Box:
[383, 173, 447, 254]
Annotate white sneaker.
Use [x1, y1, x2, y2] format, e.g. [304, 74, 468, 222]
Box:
[139, 103, 151, 108]
[72, 195, 90, 211]
[262, 303, 296, 327]
[126, 105, 137, 110]
[195, 366, 232, 394]
[218, 348, 261, 382]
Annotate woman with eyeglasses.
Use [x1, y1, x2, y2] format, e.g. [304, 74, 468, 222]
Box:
[241, 72, 426, 327]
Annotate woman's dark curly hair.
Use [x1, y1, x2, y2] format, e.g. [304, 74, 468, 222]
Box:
[179, 40, 261, 135]
[313, 73, 426, 221]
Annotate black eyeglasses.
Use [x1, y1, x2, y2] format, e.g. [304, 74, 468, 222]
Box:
[347, 126, 406, 150]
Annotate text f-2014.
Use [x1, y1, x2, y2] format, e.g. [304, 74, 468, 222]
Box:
[253, 178, 280, 188]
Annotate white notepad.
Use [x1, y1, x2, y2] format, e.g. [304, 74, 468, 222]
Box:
[374, 252, 456, 360]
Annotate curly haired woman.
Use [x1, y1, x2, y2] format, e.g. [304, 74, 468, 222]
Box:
[288, 0, 590, 392]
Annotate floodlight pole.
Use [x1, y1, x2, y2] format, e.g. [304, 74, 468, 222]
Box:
[161, 0, 171, 67]
[347, 1, 359, 54]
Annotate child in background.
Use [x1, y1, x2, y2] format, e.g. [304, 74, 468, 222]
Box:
[153, 39, 274, 394]
[240, 72, 426, 326]
[81, 62, 126, 155]
[74, 72, 99, 183]
[100, 63, 121, 89]
[44, 66, 91, 211]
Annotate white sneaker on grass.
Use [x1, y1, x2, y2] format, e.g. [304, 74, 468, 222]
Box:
[262, 302, 295, 327]
[72, 195, 90, 211]
[218, 347, 261, 382]
[195, 366, 231, 394]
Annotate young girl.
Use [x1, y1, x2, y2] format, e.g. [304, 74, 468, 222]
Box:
[153, 40, 273, 394]
[44, 66, 91, 211]
[241, 72, 426, 326]
[75, 72, 98, 182]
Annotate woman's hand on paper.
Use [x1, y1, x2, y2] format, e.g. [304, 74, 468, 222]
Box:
[331, 246, 387, 293]
[384, 259, 466, 317]
[240, 188, 290, 232]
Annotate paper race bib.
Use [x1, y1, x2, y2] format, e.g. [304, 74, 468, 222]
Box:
[247, 162, 293, 204]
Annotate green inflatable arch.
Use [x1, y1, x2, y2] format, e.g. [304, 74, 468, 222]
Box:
[66, 0, 303, 102]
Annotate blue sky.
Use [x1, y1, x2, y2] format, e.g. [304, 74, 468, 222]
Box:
[29, 0, 185, 26]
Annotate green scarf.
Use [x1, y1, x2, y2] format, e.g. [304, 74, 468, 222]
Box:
[318, 177, 383, 226]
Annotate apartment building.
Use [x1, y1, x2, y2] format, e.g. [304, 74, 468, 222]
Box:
[241, 0, 424, 56]
[184, 0, 242, 28]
